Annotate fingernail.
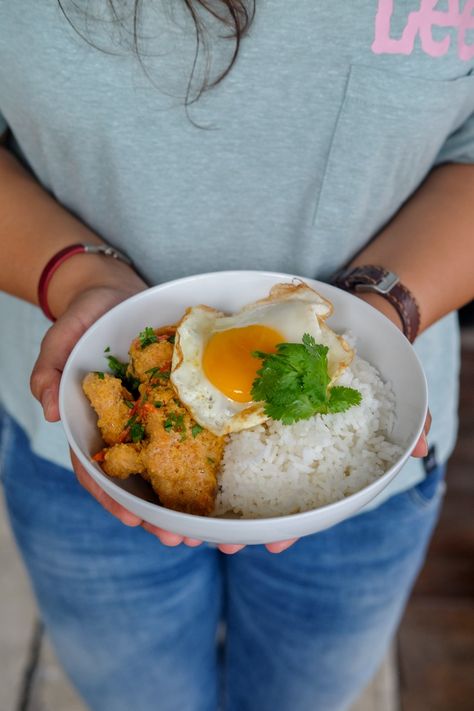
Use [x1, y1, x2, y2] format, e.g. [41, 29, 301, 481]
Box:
[219, 544, 245, 554]
[184, 538, 203, 547]
[158, 533, 183, 547]
[269, 539, 298, 554]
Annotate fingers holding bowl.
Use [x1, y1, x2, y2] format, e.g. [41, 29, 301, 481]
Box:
[217, 544, 246, 554]
[140, 526, 202, 548]
[70, 450, 142, 527]
[72, 451, 204, 547]
[32, 282, 146, 423]
[265, 539, 299, 554]
[30, 320, 81, 422]
[216, 539, 299, 554]
[410, 409, 432, 458]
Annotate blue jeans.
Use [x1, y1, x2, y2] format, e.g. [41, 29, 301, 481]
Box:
[1, 413, 445, 711]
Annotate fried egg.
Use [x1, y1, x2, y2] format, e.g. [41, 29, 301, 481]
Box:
[170, 282, 353, 436]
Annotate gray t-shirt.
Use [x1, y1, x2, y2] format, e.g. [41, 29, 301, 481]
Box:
[1, 1, 473, 508]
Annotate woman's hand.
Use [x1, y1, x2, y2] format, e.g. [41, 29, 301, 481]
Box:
[31, 282, 144, 421]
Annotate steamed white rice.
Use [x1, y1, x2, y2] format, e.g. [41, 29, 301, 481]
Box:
[214, 353, 403, 518]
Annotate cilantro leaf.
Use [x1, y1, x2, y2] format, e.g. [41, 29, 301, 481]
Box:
[129, 421, 145, 443]
[139, 326, 158, 349]
[327, 386, 362, 413]
[106, 355, 127, 379]
[145, 366, 170, 382]
[163, 412, 186, 440]
[125, 414, 137, 428]
[191, 423, 203, 438]
[105, 355, 140, 396]
[251, 333, 361, 424]
[263, 393, 317, 424]
[301, 340, 330, 403]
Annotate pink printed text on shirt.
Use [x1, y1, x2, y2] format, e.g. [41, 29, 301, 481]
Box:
[372, 0, 474, 60]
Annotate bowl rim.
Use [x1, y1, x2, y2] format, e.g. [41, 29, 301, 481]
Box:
[59, 269, 428, 527]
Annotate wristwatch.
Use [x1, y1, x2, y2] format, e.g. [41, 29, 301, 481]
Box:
[331, 265, 420, 343]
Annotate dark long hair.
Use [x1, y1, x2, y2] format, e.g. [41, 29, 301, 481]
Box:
[58, 1, 255, 104]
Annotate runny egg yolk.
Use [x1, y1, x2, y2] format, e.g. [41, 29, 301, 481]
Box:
[202, 325, 284, 402]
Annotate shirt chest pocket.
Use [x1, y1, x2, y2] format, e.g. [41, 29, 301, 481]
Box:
[312, 64, 474, 274]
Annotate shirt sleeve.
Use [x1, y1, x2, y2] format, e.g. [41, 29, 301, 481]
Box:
[435, 111, 474, 165]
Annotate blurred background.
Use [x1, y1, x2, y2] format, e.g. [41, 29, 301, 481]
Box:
[1, 306, 473, 711]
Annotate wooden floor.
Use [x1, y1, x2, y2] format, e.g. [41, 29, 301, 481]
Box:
[398, 332, 474, 711]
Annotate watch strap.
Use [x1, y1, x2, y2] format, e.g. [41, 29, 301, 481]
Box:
[332, 265, 421, 343]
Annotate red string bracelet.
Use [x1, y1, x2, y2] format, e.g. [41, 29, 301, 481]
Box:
[37, 243, 132, 322]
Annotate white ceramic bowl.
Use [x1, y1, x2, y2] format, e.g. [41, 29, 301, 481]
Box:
[59, 271, 427, 544]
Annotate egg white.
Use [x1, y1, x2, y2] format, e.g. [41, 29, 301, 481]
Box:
[170, 282, 353, 436]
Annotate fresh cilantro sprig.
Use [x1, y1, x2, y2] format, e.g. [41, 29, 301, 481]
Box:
[138, 326, 158, 349]
[130, 421, 145, 443]
[106, 354, 127, 380]
[251, 333, 361, 425]
[105, 354, 140, 396]
[124, 414, 145, 443]
[145, 366, 171, 382]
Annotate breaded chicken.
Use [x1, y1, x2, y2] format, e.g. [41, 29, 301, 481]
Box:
[140, 399, 225, 516]
[102, 443, 145, 479]
[82, 372, 132, 445]
[127, 327, 174, 381]
[83, 326, 225, 516]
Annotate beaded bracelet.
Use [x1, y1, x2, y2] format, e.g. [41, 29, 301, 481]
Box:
[37, 243, 133, 322]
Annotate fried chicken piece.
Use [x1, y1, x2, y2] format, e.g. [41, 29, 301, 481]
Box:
[140, 399, 225, 516]
[102, 443, 145, 479]
[83, 372, 132, 445]
[127, 327, 174, 381]
[93, 385, 224, 514]
[83, 326, 225, 516]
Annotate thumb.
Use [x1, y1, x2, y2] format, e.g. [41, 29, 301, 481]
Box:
[30, 284, 141, 422]
[30, 312, 88, 422]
